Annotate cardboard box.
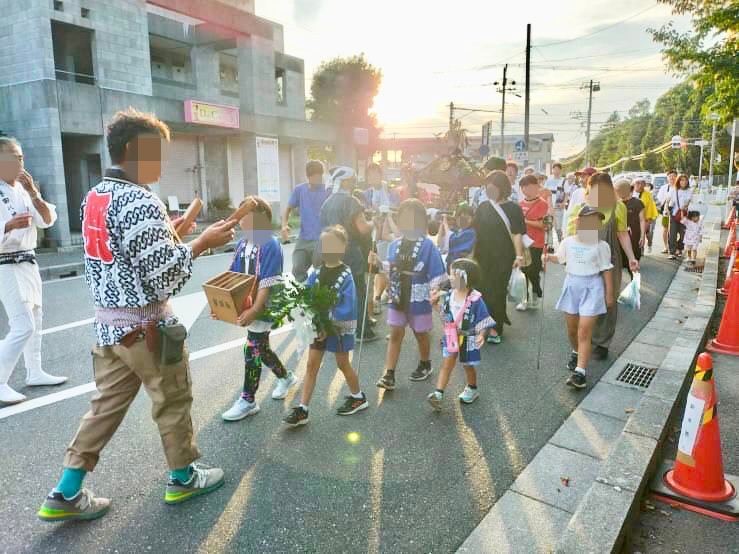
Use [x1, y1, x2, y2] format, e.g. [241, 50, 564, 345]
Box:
[203, 271, 256, 325]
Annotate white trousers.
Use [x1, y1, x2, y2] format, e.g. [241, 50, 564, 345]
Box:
[0, 264, 43, 384]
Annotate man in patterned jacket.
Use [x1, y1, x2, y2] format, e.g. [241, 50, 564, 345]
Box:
[38, 109, 237, 522]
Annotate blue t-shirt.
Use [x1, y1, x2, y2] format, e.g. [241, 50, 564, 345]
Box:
[288, 182, 331, 241]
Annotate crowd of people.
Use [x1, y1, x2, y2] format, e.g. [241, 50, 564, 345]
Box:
[0, 107, 713, 522]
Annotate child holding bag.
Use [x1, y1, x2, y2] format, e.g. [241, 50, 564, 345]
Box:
[544, 206, 614, 389]
[427, 258, 495, 410]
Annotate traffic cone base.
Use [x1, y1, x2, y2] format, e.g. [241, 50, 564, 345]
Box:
[706, 337, 739, 355]
[651, 461, 739, 522]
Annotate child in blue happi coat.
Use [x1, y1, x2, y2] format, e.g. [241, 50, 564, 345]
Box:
[376, 199, 449, 390]
[283, 225, 368, 427]
[221, 196, 296, 422]
[438, 203, 477, 271]
[428, 258, 495, 410]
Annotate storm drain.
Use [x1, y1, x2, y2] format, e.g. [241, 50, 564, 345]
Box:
[684, 265, 704, 273]
[616, 363, 657, 388]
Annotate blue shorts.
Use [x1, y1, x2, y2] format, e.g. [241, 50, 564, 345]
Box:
[310, 334, 354, 353]
[555, 273, 607, 317]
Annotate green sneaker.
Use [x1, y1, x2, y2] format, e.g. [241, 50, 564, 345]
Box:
[38, 488, 110, 522]
[164, 464, 225, 505]
[486, 334, 502, 345]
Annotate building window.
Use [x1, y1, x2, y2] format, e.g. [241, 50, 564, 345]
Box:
[219, 53, 239, 96]
[275, 68, 286, 105]
[81, 7, 90, 18]
[149, 36, 193, 85]
[53, 1, 63, 11]
[52, 21, 95, 84]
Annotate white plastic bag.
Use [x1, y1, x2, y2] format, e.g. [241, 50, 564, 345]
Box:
[617, 272, 641, 310]
[508, 268, 527, 304]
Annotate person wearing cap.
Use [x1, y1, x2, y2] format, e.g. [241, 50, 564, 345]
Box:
[566, 172, 639, 361]
[633, 177, 658, 254]
[544, 205, 614, 389]
[563, 167, 595, 240]
[319, 166, 378, 342]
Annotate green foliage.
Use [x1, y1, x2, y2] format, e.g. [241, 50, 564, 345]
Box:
[259, 278, 339, 336]
[649, 0, 738, 126]
[208, 196, 232, 211]
[563, 82, 730, 174]
[307, 53, 383, 156]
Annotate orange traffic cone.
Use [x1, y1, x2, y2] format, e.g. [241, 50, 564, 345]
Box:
[650, 353, 739, 521]
[722, 221, 736, 258]
[710, 266, 739, 354]
[722, 205, 735, 230]
[719, 243, 738, 296]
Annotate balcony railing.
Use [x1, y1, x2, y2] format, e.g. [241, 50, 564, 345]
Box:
[55, 68, 95, 85]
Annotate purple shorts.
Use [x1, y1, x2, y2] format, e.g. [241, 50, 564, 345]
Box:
[387, 307, 433, 333]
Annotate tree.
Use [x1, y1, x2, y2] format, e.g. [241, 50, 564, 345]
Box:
[306, 54, 383, 160]
[649, 0, 739, 126]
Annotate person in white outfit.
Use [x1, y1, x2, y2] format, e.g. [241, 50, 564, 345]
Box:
[0, 137, 67, 404]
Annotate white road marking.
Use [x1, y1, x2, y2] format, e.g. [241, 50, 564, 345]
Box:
[0, 323, 295, 420]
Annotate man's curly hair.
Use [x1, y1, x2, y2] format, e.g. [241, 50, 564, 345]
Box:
[106, 108, 170, 164]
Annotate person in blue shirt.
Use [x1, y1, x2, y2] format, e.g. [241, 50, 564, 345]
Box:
[281, 161, 331, 282]
[438, 203, 476, 271]
[221, 196, 296, 422]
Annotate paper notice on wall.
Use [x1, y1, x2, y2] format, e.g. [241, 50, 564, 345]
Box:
[677, 393, 705, 457]
[256, 137, 280, 202]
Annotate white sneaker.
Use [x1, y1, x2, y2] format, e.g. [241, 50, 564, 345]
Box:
[26, 371, 68, 387]
[271, 371, 297, 400]
[0, 384, 26, 404]
[515, 301, 528, 312]
[458, 386, 480, 404]
[221, 397, 260, 421]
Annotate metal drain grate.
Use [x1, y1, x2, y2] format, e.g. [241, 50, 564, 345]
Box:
[616, 363, 657, 388]
[684, 265, 704, 273]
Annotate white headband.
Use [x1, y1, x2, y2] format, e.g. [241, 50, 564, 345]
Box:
[328, 166, 355, 193]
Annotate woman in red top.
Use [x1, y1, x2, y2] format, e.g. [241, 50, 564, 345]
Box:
[518, 175, 549, 311]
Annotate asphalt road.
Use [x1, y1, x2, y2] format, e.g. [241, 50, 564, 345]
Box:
[0, 242, 680, 554]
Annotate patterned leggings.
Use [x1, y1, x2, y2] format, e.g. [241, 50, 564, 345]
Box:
[242, 331, 287, 402]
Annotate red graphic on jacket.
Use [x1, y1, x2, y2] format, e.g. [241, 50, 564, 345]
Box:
[83, 191, 113, 264]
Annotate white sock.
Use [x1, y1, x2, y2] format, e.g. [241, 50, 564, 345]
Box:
[351, 391, 364, 399]
[575, 367, 586, 375]
[299, 403, 309, 412]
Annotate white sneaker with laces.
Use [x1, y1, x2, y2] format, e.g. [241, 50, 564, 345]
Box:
[221, 397, 260, 421]
[0, 384, 26, 404]
[458, 386, 480, 404]
[271, 371, 297, 400]
[515, 301, 528, 312]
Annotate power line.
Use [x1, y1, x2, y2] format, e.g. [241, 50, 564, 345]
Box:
[534, 3, 658, 48]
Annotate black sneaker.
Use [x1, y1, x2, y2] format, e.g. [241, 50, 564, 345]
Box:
[376, 371, 395, 390]
[567, 372, 587, 389]
[337, 394, 369, 416]
[283, 406, 309, 427]
[357, 328, 379, 343]
[566, 351, 578, 372]
[409, 363, 432, 381]
[592, 346, 609, 360]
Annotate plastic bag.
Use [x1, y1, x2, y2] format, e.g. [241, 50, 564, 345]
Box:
[508, 268, 527, 304]
[617, 272, 641, 310]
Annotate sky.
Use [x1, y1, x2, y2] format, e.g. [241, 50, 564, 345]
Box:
[255, 0, 692, 159]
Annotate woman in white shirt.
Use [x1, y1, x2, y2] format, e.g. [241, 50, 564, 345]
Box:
[0, 137, 67, 404]
[666, 173, 693, 259]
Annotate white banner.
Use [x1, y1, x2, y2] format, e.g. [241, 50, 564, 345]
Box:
[256, 136, 280, 202]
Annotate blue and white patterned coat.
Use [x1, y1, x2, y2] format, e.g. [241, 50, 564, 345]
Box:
[306, 264, 357, 352]
[439, 289, 495, 365]
[386, 237, 448, 316]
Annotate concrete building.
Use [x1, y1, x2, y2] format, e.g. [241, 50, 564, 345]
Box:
[0, 0, 336, 246]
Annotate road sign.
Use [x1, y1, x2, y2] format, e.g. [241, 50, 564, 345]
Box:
[514, 139, 526, 152]
[671, 135, 682, 149]
[479, 144, 490, 157]
[512, 151, 528, 162]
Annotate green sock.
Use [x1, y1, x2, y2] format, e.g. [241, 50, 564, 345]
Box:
[170, 465, 192, 483]
[55, 467, 86, 499]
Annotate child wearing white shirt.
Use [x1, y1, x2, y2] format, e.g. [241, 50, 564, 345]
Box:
[544, 206, 614, 390]
[683, 210, 703, 265]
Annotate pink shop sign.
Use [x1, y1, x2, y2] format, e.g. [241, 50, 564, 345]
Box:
[184, 100, 240, 129]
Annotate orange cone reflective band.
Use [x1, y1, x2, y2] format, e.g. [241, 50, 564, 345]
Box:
[722, 205, 735, 230]
[650, 353, 739, 521]
[708, 265, 739, 355]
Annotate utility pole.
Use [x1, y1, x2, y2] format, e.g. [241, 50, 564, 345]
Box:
[728, 118, 737, 188]
[449, 102, 454, 135]
[708, 112, 719, 186]
[524, 24, 531, 164]
[581, 80, 600, 166]
[494, 64, 517, 158]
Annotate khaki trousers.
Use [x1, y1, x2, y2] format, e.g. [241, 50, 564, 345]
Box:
[65, 338, 200, 472]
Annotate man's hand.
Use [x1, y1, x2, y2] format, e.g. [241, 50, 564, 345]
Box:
[237, 309, 255, 327]
[17, 171, 39, 197]
[629, 259, 640, 272]
[5, 213, 33, 231]
[280, 226, 290, 243]
[191, 219, 238, 258]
